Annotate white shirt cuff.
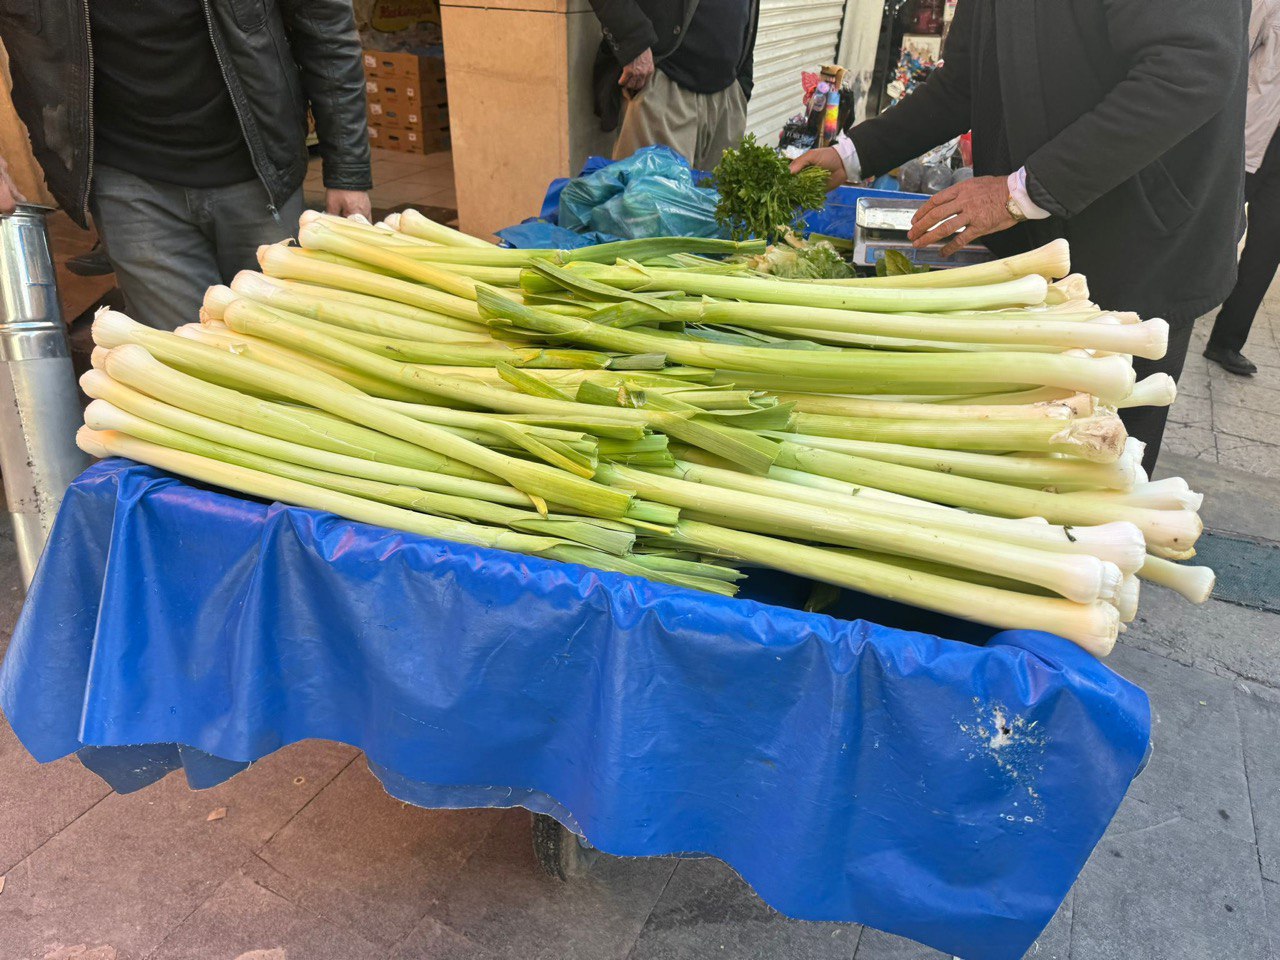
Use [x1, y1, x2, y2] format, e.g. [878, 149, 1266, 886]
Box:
[1008, 167, 1051, 220]
[833, 132, 862, 183]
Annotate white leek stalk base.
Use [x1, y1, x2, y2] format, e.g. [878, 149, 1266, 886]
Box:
[1139, 555, 1216, 603]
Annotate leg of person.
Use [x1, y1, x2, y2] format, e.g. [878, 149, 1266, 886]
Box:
[1119, 318, 1196, 475]
[1206, 171, 1280, 370]
[612, 71, 700, 165]
[693, 80, 748, 171]
[206, 179, 305, 282]
[89, 164, 222, 331]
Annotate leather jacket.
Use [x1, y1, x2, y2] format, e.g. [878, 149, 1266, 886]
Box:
[0, 0, 373, 227]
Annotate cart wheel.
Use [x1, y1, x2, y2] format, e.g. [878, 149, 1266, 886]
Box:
[531, 812, 599, 880]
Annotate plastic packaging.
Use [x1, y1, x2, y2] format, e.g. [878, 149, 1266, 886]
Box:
[822, 86, 841, 143]
[557, 145, 723, 240]
[808, 82, 829, 137]
[922, 162, 955, 194]
[898, 159, 925, 193]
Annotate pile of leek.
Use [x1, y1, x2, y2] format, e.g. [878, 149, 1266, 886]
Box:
[76, 210, 1215, 658]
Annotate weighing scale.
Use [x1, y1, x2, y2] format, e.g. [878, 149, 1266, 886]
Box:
[852, 196, 994, 269]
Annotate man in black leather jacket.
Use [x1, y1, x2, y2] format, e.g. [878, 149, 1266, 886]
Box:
[0, 0, 373, 331]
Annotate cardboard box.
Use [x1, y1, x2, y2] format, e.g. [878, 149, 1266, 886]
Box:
[369, 117, 449, 154]
[368, 101, 421, 127]
[363, 50, 422, 81]
[366, 77, 445, 106]
[368, 89, 447, 116]
[364, 48, 449, 154]
[363, 50, 446, 90]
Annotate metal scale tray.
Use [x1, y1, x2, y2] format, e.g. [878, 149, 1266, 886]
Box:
[852, 195, 994, 270]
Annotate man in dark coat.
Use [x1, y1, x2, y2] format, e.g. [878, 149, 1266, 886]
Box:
[792, 0, 1249, 471]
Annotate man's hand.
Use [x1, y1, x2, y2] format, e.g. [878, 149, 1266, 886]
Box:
[908, 175, 1017, 256]
[326, 188, 372, 221]
[789, 147, 848, 192]
[619, 48, 655, 97]
[0, 155, 27, 215]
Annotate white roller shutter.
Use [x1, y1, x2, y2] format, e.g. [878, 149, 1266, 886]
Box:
[744, 0, 846, 144]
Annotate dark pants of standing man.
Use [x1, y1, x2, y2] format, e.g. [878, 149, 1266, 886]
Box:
[1208, 124, 1280, 355]
[90, 163, 304, 332]
[1119, 319, 1195, 475]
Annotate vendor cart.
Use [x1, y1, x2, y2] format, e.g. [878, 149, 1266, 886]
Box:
[0, 170, 1150, 960]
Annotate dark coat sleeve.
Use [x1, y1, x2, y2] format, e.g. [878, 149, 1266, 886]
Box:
[278, 0, 373, 191]
[737, 0, 760, 98]
[846, 0, 976, 177]
[1025, 0, 1247, 218]
[589, 0, 660, 67]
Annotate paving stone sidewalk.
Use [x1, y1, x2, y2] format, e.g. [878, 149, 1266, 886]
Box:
[0, 309, 1277, 960]
[1165, 304, 1280, 477]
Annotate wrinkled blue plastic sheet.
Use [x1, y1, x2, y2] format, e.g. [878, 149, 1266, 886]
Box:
[0, 461, 1150, 960]
[495, 219, 611, 250]
[556, 146, 722, 240]
[527, 147, 720, 242]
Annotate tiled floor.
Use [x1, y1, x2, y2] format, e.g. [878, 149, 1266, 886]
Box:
[1166, 300, 1280, 477]
[303, 146, 457, 218]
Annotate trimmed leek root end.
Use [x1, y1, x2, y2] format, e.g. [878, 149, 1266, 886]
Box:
[1119, 373, 1178, 408]
[1139, 554, 1216, 603]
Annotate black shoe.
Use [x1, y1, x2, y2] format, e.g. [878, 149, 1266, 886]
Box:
[66, 242, 114, 277]
[1203, 345, 1258, 376]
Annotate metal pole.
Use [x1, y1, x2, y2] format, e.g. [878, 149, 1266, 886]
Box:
[0, 204, 90, 589]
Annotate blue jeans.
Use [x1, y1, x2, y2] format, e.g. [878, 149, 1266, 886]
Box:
[90, 164, 304, 331]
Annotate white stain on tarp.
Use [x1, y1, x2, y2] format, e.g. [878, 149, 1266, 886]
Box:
[959, 698, 1048, 819]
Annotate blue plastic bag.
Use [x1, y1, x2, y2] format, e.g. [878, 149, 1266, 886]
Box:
[558, 145, 723, 239]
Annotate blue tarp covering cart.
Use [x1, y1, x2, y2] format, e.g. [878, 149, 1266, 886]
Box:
[1, 461, 1150, 960]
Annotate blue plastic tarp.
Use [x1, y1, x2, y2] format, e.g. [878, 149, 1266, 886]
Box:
[804, 185, 929, 241]
[0, 460, 1150, 960]
[493, 220, 606, 250]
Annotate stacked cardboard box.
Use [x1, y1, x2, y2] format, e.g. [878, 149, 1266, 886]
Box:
[363, 50, 449, 154]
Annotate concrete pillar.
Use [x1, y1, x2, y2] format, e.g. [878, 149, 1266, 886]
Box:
[441, 0, 614, 239]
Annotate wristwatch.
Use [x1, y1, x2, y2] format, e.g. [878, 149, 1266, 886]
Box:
[1005, 194, 1028, 223]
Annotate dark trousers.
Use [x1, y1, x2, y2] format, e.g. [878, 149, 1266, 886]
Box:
[1119, 318, 1195, 475]
[1209, 125, 1280, 353]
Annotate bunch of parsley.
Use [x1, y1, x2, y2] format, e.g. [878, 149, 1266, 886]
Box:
[708, 135, 830, 242]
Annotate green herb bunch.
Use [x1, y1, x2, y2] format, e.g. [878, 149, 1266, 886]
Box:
[708, 135, 830, 242]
